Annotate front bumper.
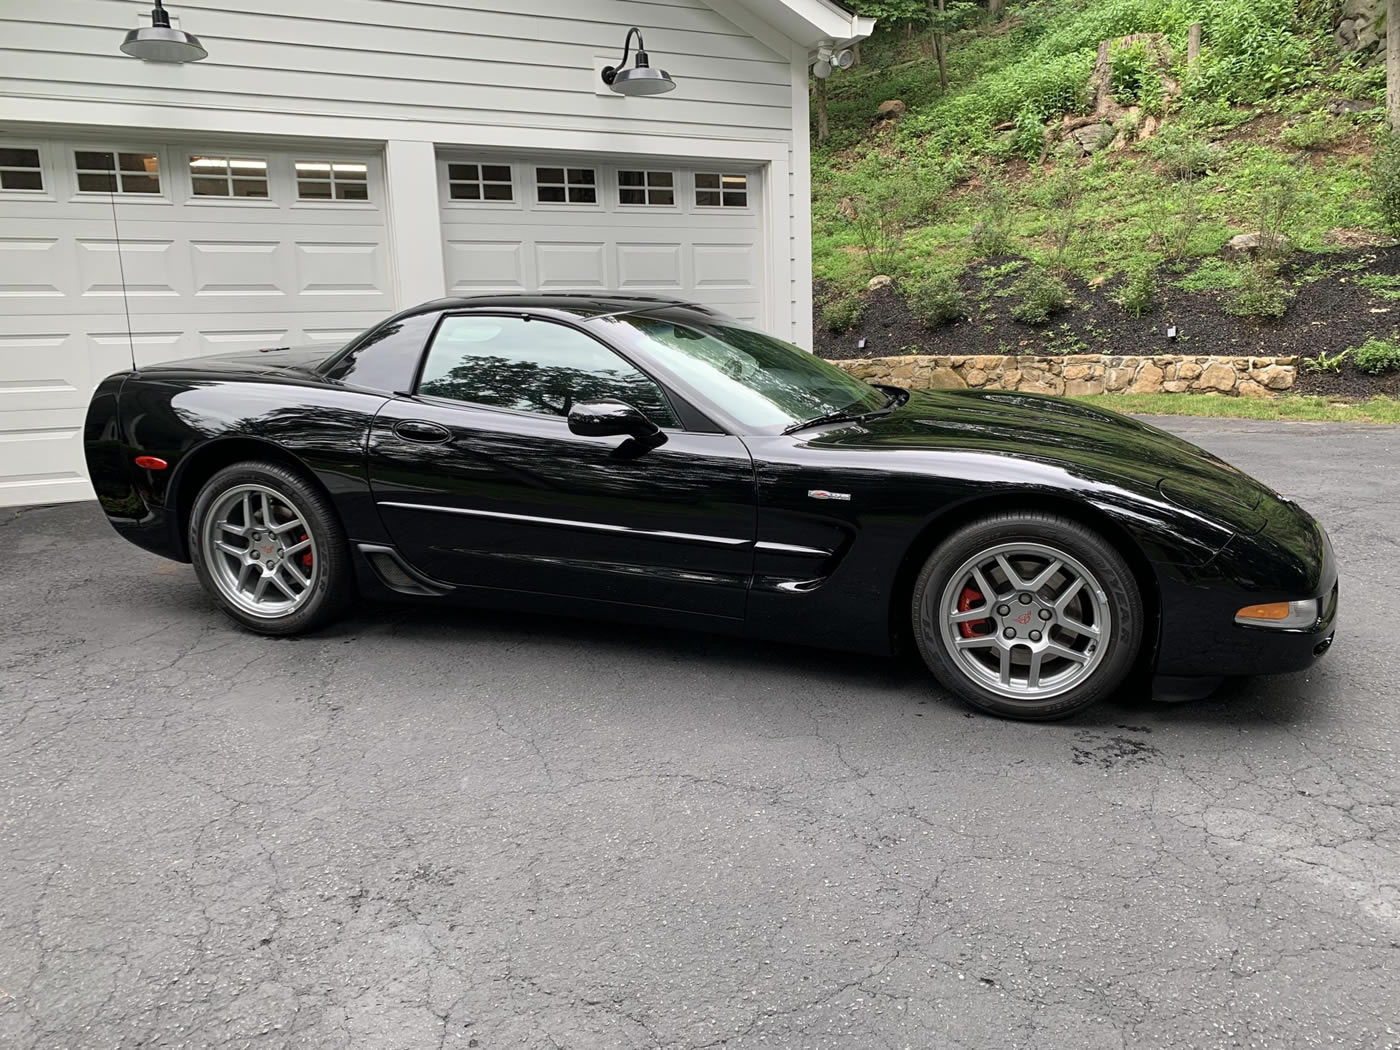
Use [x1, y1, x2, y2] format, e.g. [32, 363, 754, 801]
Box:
[1153, 516, 1338, 679]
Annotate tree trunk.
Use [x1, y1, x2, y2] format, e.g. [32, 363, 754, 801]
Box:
[815, 75, 829, 144]
[1389, 0, 1400, 131]
[1187, 22, 1201, 67]
[931, 0, 948, 92]
[988, 0, 1004, 15]
[851, 40, 861, 67]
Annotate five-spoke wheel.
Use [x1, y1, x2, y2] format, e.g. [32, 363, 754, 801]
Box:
[201, 483, 319, 618]
[189, 461, 352, 635]
[913, 513, 1142, 720]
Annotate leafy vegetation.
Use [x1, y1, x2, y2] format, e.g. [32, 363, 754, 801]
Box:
[816, 0, 1389, 331]
[908, 272, 968, 326]
[1351, 336, 1400, 374]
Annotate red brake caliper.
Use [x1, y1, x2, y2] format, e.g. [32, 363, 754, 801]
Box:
[957, 585, 990, 638]
[300, 533, 313, 569]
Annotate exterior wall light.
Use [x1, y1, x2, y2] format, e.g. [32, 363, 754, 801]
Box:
[601, 28, 676, 96]
[120, 0, 207, 63]
[812, 45, 855, 79]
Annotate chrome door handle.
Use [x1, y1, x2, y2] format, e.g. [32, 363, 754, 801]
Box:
[393, 419, 452, 444]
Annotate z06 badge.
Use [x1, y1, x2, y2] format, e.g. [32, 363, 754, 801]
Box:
[808, 489, 851, 501]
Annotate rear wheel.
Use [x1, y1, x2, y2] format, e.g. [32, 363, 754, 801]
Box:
[189, 461, 352, 635]
[911, 512, 1142, 720]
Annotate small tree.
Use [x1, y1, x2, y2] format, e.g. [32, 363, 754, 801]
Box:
[927, 1, 977, 93]
[1390, 0, 1400, 131]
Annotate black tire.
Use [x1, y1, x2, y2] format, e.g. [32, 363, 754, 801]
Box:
[910, 511, 1142, 720]
[188, 460, 353, 636]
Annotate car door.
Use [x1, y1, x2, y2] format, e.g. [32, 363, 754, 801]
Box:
[365, 312, 756, 620]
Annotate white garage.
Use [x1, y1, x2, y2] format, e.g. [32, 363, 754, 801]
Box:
[0, 0, 872, 507]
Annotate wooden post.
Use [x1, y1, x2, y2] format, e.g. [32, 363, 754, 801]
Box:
[931, 0, 948, 92]
[1187, 22, 1201, 67]
[815, 75, 829, 144]
[1389, 0, 1400, 131]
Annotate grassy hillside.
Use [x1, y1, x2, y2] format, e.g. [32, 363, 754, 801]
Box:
[811, 0, 1400, 380]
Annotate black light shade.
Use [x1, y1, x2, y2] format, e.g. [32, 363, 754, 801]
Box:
[120, 1, 207, 63]
[602, 29, 676, 96]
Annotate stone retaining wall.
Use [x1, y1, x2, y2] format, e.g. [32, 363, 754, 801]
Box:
[829, 353, 1297, 397]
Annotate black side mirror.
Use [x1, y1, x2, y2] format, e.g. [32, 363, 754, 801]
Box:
[568, 399, 661, 442]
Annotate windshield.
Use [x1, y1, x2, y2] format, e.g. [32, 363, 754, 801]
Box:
[602, 313, 889, 431]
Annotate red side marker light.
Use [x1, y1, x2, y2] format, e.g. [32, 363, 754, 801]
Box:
[134, 455, 169, 471]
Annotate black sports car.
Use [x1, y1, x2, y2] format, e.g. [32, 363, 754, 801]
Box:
[84, 295, 1338, 720]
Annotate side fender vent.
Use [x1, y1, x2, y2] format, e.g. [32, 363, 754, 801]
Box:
[357, 544, 454, 597]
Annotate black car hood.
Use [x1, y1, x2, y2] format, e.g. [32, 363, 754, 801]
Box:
[136, 344, 340, 380]
[810, 388, 1280, 534]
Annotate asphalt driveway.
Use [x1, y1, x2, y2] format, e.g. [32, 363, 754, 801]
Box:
[2, 417, 1397, 1050]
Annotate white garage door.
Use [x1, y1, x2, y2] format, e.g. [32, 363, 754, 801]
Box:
[0, 137, 390, 507]
[438, 153, 764, 326]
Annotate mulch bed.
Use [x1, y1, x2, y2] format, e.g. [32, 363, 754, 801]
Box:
[813, 247, 1400, 399]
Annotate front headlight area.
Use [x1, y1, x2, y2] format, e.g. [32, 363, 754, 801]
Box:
[1235, 599, 1320, 630]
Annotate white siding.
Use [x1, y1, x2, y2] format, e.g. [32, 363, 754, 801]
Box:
[1, 0, 794, 140]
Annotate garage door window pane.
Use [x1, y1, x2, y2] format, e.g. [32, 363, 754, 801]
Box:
[448, 162, 512, 203]
[75, 151, 161, 195]
[296, 160, 371, 201]
[0, 147, 43, 192]
[618, 169, 675, 206]
[696, 173, 747, 208]
[536, 166, 598, 205]
[418, 315, 679, 426]
[190, 155, 270, 198]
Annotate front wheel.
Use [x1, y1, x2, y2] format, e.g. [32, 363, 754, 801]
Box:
[189, 461, 352, 635]
[911, 512, 1143, 720]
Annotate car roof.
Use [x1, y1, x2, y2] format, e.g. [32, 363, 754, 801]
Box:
[403, 293, 724, 321]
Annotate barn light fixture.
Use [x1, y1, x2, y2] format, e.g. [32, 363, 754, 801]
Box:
[601, 28, 676, 96]
[120, 0, 207, 63]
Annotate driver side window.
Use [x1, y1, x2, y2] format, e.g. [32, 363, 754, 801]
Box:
[418, 315, 679, 427]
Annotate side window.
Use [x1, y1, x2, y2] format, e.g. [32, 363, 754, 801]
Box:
[418, 316, 679, 427]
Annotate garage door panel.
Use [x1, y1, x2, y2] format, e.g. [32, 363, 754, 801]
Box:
[294, 241, 387, 298]
[534, 241, 609, 290]
[0, 236, 68, 302]
[444, 239, 526, 295]
[616, 243, 684, 291]
[190, 240, 285, 298]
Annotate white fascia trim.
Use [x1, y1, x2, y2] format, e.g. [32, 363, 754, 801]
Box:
[0, 96, 790, 166]
[779, 0, 875, 40]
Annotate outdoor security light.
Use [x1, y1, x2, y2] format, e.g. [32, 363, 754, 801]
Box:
[120, 0, 207, 63]
[601, 28, 676, 96]
[813, 46, 855, 80]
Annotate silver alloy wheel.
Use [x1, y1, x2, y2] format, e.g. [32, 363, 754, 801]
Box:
[934, 541, 1112, 702]
[200, 483, 319, 619]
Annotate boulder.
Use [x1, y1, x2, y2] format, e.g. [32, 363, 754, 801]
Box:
[923, 366, 968, 391]
[1336, 0, 1384, 57]
[1197, 361, 1238, 393]
[1068, 123, 1114, 154]
[1222, 232, 1290, 260]
[1255, 365, 1295, 391]
[867, 274, 894, 292]
[1127, 361, 1165, 394]
[964, 368, 989, 387]
[876, 100, 907, 121]
[1236, 379, 1273, 399]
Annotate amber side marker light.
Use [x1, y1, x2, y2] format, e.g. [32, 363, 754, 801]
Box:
[134, 455, 169, 470]
[1235, 599, 1319, 629]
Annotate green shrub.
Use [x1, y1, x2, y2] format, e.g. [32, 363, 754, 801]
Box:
[1280, 113, 1348, 151]
[907, 273, 967, 327]
[1351, 336, 1400, 374]
[823, 294, 866, 332]
[1010, 267, 1071, 324]
[969, 171, 1015, 255]
[1148, 126, 1222, 181]
[1112, 262, 1157, 318]
[1253, 169, 1302, 261]
[1187, 0, 1314, 103]
[1225, 265, 1294, 319]
[1109, 40, 1163, 114]
[1372, 133, 1400, 235]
